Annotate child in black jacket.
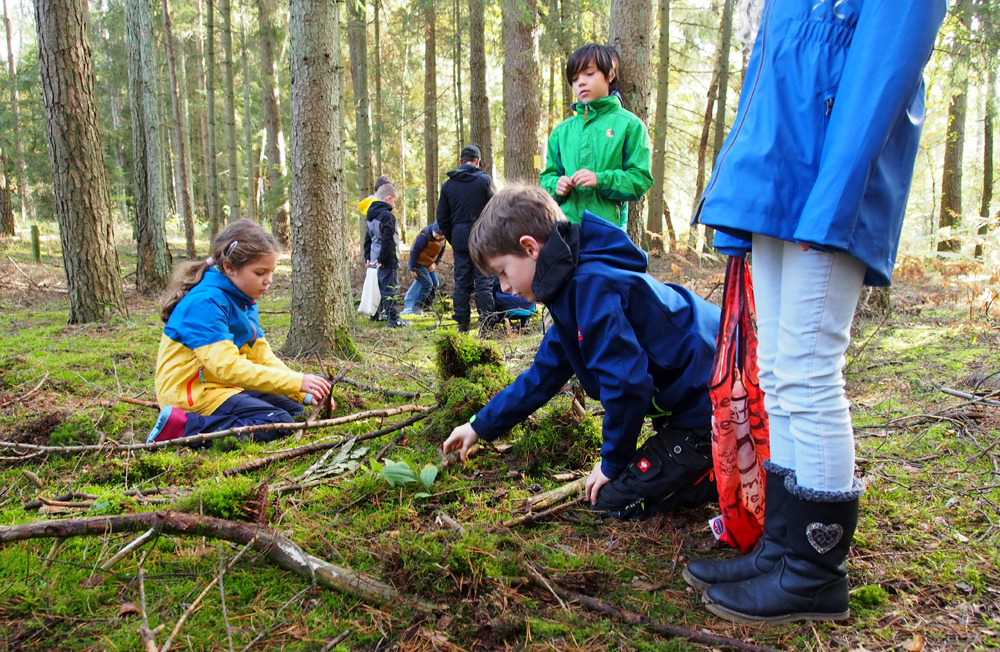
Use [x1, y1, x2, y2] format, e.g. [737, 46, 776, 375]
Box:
[363, 183, 405, 328]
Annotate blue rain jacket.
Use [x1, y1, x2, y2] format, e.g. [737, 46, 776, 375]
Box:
[695, 0, 946, 286]
[470, 213, 720, 479]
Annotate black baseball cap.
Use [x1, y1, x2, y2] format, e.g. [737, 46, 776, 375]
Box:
[460, 145, 482, 161]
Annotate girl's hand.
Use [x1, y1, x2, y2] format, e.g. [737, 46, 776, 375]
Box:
[301, 374, 332, 402]
[585, 461, 612, 506]
[556, 176, 575, 196]
[442, 422, 480, 461]
[570, 169, 598, 189]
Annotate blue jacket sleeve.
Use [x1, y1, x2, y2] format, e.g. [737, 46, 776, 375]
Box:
[409, 231, 427, 269]
[794, 0, 946, 247]
[470, 328, 575, 441]
[712, 229, 751, 257]
[575, 279, 655, 479]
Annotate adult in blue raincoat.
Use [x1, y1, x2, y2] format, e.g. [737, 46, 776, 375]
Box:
[684, 0, 946, 626]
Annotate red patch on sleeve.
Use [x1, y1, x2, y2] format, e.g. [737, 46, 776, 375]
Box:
[638, 458, 651, 473]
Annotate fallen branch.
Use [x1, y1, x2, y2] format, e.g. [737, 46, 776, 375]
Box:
[527, 478, 585, 511]
[342, 376, 421, 398]
[0, 371, 49, 409]
[504, 496, 585, 528]
[99, 527, 157, 571]
[0, 511, 438, 613]
[524, 567, 781, 652]
[24, 488, 185, 511]
[319, 631, 351, 652]
[0, 404, 432, 455]
[119, 396, 160, 409]
[224, 408, 436, 476]
[940, 387, 1000, 408]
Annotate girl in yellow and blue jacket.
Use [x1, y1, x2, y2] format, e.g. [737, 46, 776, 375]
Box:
[148, 220, 331, 444]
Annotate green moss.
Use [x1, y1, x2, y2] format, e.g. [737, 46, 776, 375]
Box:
[87, 492, 138, 515]
[851, 584, 890, 609]
[435, 332, 503, 380]
[176, 477, 257, 521]
[512, 398, 602, 473]
[47, 413, 98, 446]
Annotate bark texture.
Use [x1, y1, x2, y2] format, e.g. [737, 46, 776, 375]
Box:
[35, 0, 127, 323]
[242, 23, 256, 223]
[502, 0, 540, 183]
[125, 0, 172, 292]
[468, 0, 493, 175]
[646, 0, 669, 252]
[977, 68, 995, 258]
[205, 0, 221, 238]
[0, 147, 11, 236]
[284, 0, 357, 357]
[221, 0, 241, 222]
[610, 0, 654, 246]
[374, 0, 383, 173]
[256, 0, 290, 246]
[425, 1, 439, 225]
[347, 0, 373, 201]
[163, 0, 197, 257]
[938, 0, 971, 253]
[3, 0, 26, 224]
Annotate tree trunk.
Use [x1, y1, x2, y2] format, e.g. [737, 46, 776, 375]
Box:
[468, 0, 493, 176]
[256, 0, 289, 246]
[704, 0, 734, 252]
[690, 53, 719, 249]
[125, 0, 172, 292]
[0, 147, 12, 236]
[502, 0, 540, 183]
[186, 41, 207, 223]
[976, 67, 995, 259]
[609, 0, 654, 247]
[163, 0, 197, 258]
[242, 21, 256, 223]
[646, 0, 668, 253]
[374, 0, 383, 174]
[400, 42, 409, 242]
[284, 0, 357, 358]
[558, 0, 573, 118]
[3, 0, 26, 224]
[35, 0, 127, 322]
[205, 0, 221, 238]
[221, 0, 241, 222]
[347, 0, 373, 257]
[546, 56, 556, 136]
[938, 0, 970, 254]
[454, 0, 465, 149]
[425, 1, 439, 225]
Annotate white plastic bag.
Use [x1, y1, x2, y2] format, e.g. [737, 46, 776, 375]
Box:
[358, 267, 381, 316]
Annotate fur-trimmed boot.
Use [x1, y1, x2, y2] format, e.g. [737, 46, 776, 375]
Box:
[701, 476, 864, 625]
[683, 460, 794, 591]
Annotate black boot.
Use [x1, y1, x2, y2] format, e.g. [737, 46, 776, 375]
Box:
[702, 477, 864, 625]
[683, 460, 794, 591]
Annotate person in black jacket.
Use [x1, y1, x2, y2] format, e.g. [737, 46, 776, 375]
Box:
[436, 145, 495, 332]
[364, 183, 405, 328]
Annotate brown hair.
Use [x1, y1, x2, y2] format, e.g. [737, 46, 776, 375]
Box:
[566, 43, 620, 93]
[469, 185, 562, 274]
[159, 219, 281, 322]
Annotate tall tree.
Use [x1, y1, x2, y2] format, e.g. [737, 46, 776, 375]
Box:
[374, 0, 384, 173]
[691, 52, 720, 248]
[977, 67, 995, 259]
[424, 1, 439, 225]
[126, 0, 172, 291]
[221, 0, 241, 221]
[454, 0, 465, 150]
[938, 0, 971, 253]
[558, 0, 573, 117]
[284, 0, 356, 357]
[703, 0, 733, 252]
[502, 0, 540, 182]
[205, 0, 221, 238]
[35, 0, 127, 322]
[609, 0, 654, 246]
[163, 0, 197, 257]
[3, 0, 26, 225]
[256, 0, 289, 245]
[241, 20, 256, 222]
[0, 147, 12, 236]
[347, 0, 373, 254]
[186, 41, 207, 220]
[468, 0, 493, 175]
[646, 0, 669, 252]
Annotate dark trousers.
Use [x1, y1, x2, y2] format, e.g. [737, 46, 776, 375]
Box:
[592, 420, 717, 521]
[184, 390, 304, 444]
[452, 249, 494, 327]
[377, 266, 399, 322]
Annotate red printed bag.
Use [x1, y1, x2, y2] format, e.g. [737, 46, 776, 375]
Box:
[707, 256, 770, 553]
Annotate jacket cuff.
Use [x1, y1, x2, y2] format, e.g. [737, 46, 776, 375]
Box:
[469, 412, 502, 442]
[600, 457, 626, 481]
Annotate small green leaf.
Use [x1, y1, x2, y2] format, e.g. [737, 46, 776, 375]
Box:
[381, 459, 417, 487]
[419, 464, 439, 490]
[369, 458, 384, 474]
[413, 492, 431, 500]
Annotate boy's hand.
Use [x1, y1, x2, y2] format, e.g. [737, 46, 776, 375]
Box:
[585, 461, 612, 506]
[570, 169, 598, 189]
[442, 422, 480, 461]
[556, 176, 575, 196]
[301, 374, 332, 402]
[412, 269, 419, 279]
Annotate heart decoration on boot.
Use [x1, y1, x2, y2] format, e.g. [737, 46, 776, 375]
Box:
[806, 522, 843, 554]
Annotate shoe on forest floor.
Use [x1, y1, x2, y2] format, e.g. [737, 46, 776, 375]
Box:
[388, 318, 408, 328]
[147, 406, 187, 443]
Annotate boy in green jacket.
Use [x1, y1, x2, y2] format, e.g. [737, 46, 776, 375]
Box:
[540, 44, 654, 229]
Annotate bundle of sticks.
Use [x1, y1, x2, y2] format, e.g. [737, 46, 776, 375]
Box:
[503, 477, 585, 527]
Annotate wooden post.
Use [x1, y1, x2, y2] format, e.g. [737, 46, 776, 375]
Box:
[30, 224, 40, 262]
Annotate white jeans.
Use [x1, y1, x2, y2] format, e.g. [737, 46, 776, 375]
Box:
[751, 234, 866, 492]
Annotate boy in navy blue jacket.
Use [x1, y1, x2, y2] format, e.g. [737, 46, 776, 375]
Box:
[443, 185, 721, 519]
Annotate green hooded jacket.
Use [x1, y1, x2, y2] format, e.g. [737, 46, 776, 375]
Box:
[540, 94, 653, 228]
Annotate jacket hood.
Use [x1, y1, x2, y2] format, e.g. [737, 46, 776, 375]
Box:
[577, 211, 648, 273]
[571, 91, 624, 116]
[199, 266, 254, 305]
[445, 163, 487, 182]
[532, 221, 580, 305]
[366, 200, 393, 221]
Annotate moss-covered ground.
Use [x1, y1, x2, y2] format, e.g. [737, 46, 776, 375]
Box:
[0, 236, 998, 651]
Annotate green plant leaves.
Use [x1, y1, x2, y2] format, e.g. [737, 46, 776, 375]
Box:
[419, 464, 438, 489]
[381, 459, 417, 487]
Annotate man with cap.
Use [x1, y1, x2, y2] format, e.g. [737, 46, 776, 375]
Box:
[436, 145, 496, 333]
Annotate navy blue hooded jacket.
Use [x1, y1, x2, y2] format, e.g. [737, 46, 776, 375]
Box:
[471, 212, 720, 479]
[436, 164, 494, 251]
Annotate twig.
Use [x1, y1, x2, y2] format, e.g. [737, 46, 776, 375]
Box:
[99, 528, 157, 571]
[342, 376, 421, 398]
[240, 621, 287, 652]
[40, 538, 65, 570]
[320, 630, 351, 651]
[526, 563, 569, 611]
[941, 387, 1000, 408]
[375, 432, 406, 463]
[435, 510, 467, 536]
[224, 408, 436, 476]
[140, 624, 165, 652]
[159, 538, 256, 652]
[0, 404, 432, 454]
[120, 396, 160, 409]
[523, 567, 783, 652]
[5, 254, 40, 288]
[218, 544, 235, 652]
[0, 371, 48, 409]
[21, 469, 44, 489]
[527, 478, 586, 511]
[504, 496, 585, 527]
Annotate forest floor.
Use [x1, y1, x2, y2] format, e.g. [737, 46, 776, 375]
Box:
[0, 234, 998, 652]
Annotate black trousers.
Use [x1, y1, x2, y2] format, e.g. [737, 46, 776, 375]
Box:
[377, 266, 399, 322]
[452, 249, 494, 327]
[592, 420, 717, 521]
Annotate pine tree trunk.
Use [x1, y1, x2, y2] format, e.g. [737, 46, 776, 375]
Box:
[646, 0, 669, 253]
[284, 0, 357, 358]
[502, 0, 539, 183]
[221, 0, 241, 222]
[690, 54, 719, 249]
[348, 0, 373, 256]
[374, 0, 383, 173]
[35, 0, 127, 322]
[242, 21, 256, 223]
[126, 0, 172, 292]
[546, 56, 555, 136]
[186, 42, 207, 222]
[424, 1, 439, 225]
[468, 0, 493, 176]
[938, 0, 970, 254]
[454, 0, 465, 148]
[703, 0, 733, 252]
[0, 148, 13, 236]
[205, 0, 221, 238]
[3, 0, 26, 224]
[976, 67, 994, 259]
[256, 0, 289, 246]
[163, 0, 197, 257]
[610, 0, 653, 247]
[558, 0, 573, 118]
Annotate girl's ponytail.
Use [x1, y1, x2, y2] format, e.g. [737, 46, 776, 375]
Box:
[160, 260, 212, 322]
